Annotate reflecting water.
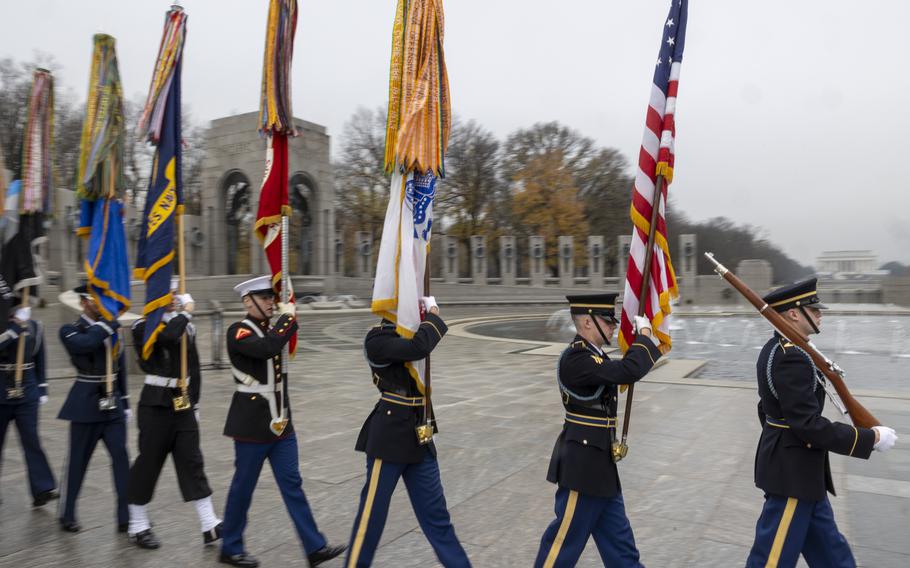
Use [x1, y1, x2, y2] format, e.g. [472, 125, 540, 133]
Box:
[469, 312, 910, 393]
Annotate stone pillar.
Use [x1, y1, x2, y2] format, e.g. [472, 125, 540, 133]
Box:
[736, 260, 773, 305]
[334, 233, 344, 276]
[617, 235, 632, 282]
[499, 236, 517, 286]
[529, 235, 546, 287]
[471, 235, 487, 285]
[588, 236, 604, 289]
[355, 231, 373, 278]
[679, 234, 697, 290]
[558, 236, 574, 288]
[442, 236, 459, 284]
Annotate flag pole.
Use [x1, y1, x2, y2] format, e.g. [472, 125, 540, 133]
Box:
[616, 173, 665, 461]
[176, 209, 190, 410]
[11, 288, 30, 398]
[279, 203, 289, 425]
[420, 245, 433, 439]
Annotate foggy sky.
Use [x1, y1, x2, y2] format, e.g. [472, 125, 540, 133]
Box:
[3, 0, 908, 265]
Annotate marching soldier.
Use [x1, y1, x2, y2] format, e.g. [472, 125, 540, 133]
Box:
[57, 284, 130, 533]
[219, 276, 344, 568]
[534, 294, 661, 568]
[126, 281, 221, 549]
[345, 296, 471, 568]
[746, 279, 898, 567]
[0, 300, 58, 507]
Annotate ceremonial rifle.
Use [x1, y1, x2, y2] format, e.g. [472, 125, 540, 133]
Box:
[704, 252, 880, 429]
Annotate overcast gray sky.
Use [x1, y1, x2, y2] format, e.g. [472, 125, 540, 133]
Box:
[4, 0, 909, 265]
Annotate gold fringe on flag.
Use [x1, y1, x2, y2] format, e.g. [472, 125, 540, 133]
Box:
[384, 0, 451, 177]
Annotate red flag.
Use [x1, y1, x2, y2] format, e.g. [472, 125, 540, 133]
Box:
[254, 132, 296, 355]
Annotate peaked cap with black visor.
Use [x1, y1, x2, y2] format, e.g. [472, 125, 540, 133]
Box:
[567, 293, 619, 345]
[763, 277, 828, 334]
[234, 275, 278, 322]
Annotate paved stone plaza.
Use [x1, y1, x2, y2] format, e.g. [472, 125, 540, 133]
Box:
[0, 304, 908, 567]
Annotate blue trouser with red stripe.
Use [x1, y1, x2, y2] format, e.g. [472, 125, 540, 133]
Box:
[746, 494, 856, 568]
[534, 486, 643, 568]
[345, 453, 471, 568]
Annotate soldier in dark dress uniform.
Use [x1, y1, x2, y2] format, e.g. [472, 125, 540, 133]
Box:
[746, 278, 897, 568]
[219, 276, 344, 568]
[345, 296, 471, 568]
[535, 293, 662, 568]
[57, 285, 130, 533]
[0, 301, 58, 507]
[126, 282, 221, 549]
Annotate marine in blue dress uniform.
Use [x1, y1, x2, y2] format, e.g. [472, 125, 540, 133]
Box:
[345, 295, 471, 568]
[746, 278, 898, 568]
[0, 302, 58, 507]
[219, 276, 344, 568]
[126, 284, 221, 550]
[535, 294, 662, 568]
[57, 285, 131, 533]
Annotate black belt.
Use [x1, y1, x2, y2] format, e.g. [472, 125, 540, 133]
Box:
[380, 392, 425, 407]
[564, 411, 617, 429]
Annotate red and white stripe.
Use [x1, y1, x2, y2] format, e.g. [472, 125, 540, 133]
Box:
[618, 61, 681, 354]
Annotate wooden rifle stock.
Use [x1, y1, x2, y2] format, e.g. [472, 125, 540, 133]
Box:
[703, 253, 880, 430]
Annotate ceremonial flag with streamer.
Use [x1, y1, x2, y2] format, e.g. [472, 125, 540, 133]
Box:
[372, 0, 450, 394]
[0, 180, 41, 334]
[20, 69, 54, 216]
[255, 0, 297, 355]
[76, 34, 130, 321]
[134, 6, 186, 359]
[618, 0, 688, 354]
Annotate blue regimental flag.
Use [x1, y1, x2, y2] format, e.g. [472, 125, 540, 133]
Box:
[79, 197, 131, 321]
[134, 58, 183, 360]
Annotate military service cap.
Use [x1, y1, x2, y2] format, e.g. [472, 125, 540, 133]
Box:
[566, 293, 619, 323]
[73, 283, 91, 299]
[762, 278, 828, 312]
[233, 275, 277, 299]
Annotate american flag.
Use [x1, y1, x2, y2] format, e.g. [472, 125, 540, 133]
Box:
[618, 0, 688, 354]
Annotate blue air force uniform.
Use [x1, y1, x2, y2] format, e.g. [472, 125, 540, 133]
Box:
[220, 276, 341, 567]
[535, 294, 661, 568]
[58, 312, 130, 529]
[0, 318, 57, 502]
[746, 279, 878, 568]
[345, 312, 471, 568]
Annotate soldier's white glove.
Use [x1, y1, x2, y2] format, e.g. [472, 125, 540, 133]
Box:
[39, 395, 48, 406]
[194, 408, 200, 422]
[873, 426, 898, 453]
[176, 293, 195, 313]
[277, 301, 296, 318]
[14, 307, 31, 322]
[633, 315, 652, 335]
[124, 408, 133, 421]
[420, 296, 439, 313]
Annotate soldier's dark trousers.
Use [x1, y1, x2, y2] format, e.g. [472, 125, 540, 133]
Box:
[345, 453, 471, 568]
[59, 420, 129, 525]
[127, 406, 211, 504]
[746, 495, 856, 568]
[221, 434, 327, 556]
[0, 401, 55, 498]
[534, 487, 643, 568]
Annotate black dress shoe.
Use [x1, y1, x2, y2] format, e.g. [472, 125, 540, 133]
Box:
[308, 544, 346, 567]
[33, 489, 60, 507]
[118, 522, 128, 533]
[218, 552, 259, 567]
[129, 528, 161, 549]
[60, 519, 81, 533]
[203, 522, 223, 545]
